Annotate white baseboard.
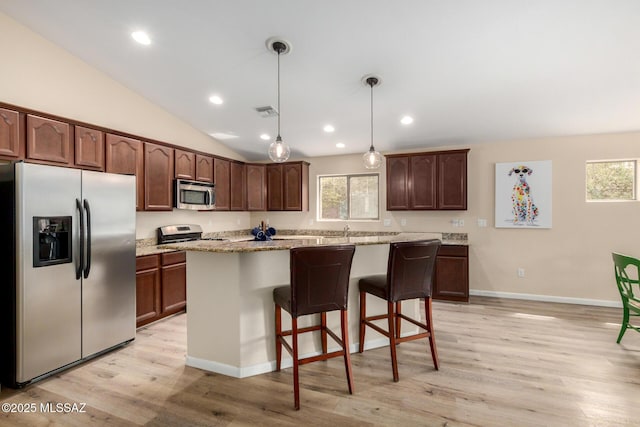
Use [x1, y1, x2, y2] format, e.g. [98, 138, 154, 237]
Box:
[469, 289, 621, 308]
[186, 337, 396, 379]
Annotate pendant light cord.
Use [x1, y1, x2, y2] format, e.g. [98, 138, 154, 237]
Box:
[370, 80, 374, 150]
[277, 49, 281, 140]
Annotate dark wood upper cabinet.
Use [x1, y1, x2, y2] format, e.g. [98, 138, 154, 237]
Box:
[266, 164, 284, 211]
[386, 156, 410, 210]
[283, 162, 309, 211]
[74, 126, 104, 171]
[214, 157, 230, 210]
[105, 133, 144, 210]
[267, 162, 309, 211]
[26, 115, 72, 165]
[438, 151, 468, 210]
[144, 142, 174, 211]
[195, 154, 213, 183]
[410, 154, 437, 210]
[230, 161, 246, 211]
[0, 107, 24, 159]
[246, 164, 267, 211]
[174, 149, 195, 180]
[386, 149, 468, 211]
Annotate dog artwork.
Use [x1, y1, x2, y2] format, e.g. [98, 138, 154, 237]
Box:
[508, 165, 539, 225]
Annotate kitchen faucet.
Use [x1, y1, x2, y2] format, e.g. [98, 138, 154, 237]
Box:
[343, 224, 350, 237]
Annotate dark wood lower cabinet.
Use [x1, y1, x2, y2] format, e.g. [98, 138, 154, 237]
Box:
[160, 252, 187, 315]
[136, 251, 186, 328]
[433, 245, 469, 302]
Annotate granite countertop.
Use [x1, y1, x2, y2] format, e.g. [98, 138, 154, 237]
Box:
[154, 232, 467, 254]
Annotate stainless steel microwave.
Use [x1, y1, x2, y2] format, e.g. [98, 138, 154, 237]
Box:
[174, 179, 215, 210]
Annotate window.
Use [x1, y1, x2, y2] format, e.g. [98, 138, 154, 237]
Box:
[586, 160, 637, 201]
[319, 174, 379, 220]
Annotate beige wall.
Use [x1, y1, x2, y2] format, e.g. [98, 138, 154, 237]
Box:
[257, 132, 639, 304]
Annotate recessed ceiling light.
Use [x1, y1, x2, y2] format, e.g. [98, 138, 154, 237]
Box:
[260, 134, 271, 141]
[131, 31, 151, 45]
[209, 95, 223, 105]
[400, 115, 414, 125]
[336, 142, 346, 148]
[323, 125, 335, 133]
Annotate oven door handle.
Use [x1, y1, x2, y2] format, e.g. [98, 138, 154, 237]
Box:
[76, 198, 84, 280]
[83, 199, 92, 279]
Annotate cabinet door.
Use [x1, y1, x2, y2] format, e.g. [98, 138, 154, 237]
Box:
[246, 164, 266, 211]
[0, 107, 24, 159]
[195, 154, 213, 183]
[105, 134, 144, 210]
[434, 246, 469, 302]
[144, 142, 174, 211]
[266, 164, 283, 211]
[214, 158, 230, 210]
[174, 149, 195, 179]
[230, 161, 246, 211]
[283, 162, 308, 211]
[26, 115, 72, 165]
[161, 263, 186, 315]
[438, 152, 467, 210]
[136, 255, 161, 328]
[386, 156, 410, 210]
[410, 154, 437, 210]
[75, 126, 104, 171]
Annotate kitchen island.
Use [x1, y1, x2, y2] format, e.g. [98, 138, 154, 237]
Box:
[158, 233, 448, 378]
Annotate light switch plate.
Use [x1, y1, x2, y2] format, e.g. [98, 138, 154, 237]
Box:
[383, 219, 391, 227]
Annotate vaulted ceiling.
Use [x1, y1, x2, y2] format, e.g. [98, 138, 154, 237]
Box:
[1, 0, 639, 161]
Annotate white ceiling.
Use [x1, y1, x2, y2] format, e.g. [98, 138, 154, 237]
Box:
[2, 0, 640, 161]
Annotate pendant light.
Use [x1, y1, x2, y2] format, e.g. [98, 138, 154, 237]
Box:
[363, 76, 383, 169]
[267, 38, 291, 163]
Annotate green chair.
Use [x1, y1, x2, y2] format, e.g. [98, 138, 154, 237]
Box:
[611, 252, 640, 343]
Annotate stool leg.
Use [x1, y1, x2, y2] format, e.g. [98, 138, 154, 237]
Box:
[340, 309, 354, 394]
[425, 297, 439, 370]
[395, 301, 402, 339]
[275, 304, 282, 371]
[387, 301, 399, 382]
[321, 312, 328, 355]
[292, 317, 300, 410]
[358, 290, 366, 353]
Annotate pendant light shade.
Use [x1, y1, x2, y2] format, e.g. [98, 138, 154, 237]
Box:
[363, 76, 383, 169]
[267, 39, 291, 163]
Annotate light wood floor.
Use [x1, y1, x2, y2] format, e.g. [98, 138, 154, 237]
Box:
[1, 296, 638, 426]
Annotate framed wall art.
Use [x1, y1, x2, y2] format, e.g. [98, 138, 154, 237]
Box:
[495, 160, 552, 229]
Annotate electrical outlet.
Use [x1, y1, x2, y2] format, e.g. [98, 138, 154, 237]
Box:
[458, 219, 464, 227]
[383, 219, 391, 227]
[477, 218, 487, 227]
[517, 268, 525, 278]
[400, 218, 407, 226]
[308, 219, 314, 226]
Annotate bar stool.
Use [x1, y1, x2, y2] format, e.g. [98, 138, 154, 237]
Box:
[273, 245, 356, 410]
[358, 239, 441, 382]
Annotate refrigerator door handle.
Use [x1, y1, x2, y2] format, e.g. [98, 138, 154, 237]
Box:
[76, 198, 84, 280]
[83, 199, 92, 279]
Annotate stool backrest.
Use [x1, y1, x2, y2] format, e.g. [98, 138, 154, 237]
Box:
[387, 239, 441, 302]
[290, 245, 356, 317]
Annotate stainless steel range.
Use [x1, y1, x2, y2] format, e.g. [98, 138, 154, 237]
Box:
[157, 224, 227, 244]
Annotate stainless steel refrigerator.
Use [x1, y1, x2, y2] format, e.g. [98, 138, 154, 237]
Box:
[0, 162, 136, 387]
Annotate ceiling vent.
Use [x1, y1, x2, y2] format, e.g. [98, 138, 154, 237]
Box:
[255, 106, 279, 118]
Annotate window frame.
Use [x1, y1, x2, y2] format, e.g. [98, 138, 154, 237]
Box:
[317, 173, 380, 221]
[585, 159, 638, 202]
